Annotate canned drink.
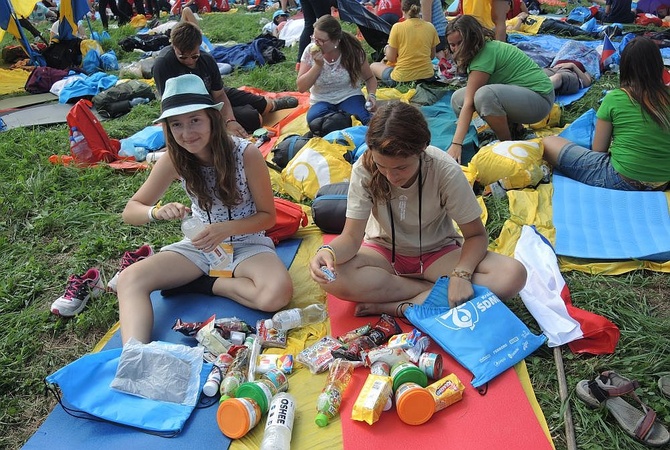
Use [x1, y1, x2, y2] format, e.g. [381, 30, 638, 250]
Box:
[418, 352, 443, 380]
[262, 368, 289, 393]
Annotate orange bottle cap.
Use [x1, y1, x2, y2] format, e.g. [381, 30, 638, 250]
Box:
[217, 398, 260, 439]
[395, 383, 435, 426]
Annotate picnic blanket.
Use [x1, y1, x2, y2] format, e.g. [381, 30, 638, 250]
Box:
[23, 238, 305, 450]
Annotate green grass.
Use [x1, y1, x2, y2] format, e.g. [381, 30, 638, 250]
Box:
[1, 8, 669, 450]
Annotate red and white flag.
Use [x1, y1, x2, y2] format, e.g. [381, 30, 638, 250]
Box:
[600, 33, 616, 68]
[514, 225, 620, 354]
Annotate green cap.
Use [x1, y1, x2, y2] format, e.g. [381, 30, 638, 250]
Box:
[315, 413, 329, 427]
[392, 365, 427, 392]
[219, 395, 231, 403]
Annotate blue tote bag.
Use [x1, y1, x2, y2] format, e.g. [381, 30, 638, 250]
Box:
[405, 277, 546, 388]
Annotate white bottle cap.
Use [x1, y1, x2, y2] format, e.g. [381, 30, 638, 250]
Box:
[264, 319, 274, 330]
[202, 380, 219, 397]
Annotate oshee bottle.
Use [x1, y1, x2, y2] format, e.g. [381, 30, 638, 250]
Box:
[315, 358, 355, 427]
[267, 304, 328, 331]
[259, 392, 296, 450]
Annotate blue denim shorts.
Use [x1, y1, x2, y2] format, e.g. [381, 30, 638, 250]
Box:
[557, 143, 658, 191]
[381, 67, 398, 87]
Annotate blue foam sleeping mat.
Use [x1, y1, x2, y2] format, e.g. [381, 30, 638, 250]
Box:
[552, 173, 670, 261]
[22, 238, 302, 450]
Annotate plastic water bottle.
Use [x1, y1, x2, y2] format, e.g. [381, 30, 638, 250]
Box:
[181, 216, 231, 267]
[266, 304, 328, 331]
[259, 392, 296, 450]
[315, 358, 355, 427]
[69, 127, 93, 163]
[119, 139, 148, 162]
[129, 97, 150, 107]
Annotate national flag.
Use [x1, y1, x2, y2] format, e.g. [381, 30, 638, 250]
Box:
[600, 33, 616, 67]
[514, 225, 620, 355]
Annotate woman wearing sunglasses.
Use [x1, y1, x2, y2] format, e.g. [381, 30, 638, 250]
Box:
[308, 102, 526, 315]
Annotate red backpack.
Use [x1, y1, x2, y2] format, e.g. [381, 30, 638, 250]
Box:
[65, 99, 121, 164]
[266, 197, 309, 244]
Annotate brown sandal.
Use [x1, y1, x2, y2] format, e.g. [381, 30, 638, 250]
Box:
[576, 371, 670, 447]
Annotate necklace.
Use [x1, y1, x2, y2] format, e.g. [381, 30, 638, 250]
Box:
[323, 52, 340, 64]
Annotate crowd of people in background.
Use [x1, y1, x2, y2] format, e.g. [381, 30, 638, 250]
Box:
[21, 0, 666, 329]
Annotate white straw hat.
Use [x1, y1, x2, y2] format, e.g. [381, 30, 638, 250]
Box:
[154, 74, 223, 122]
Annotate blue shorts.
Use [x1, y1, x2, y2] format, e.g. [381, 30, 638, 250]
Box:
[556, 143, 663, 191]
[380, 67, 397, 87]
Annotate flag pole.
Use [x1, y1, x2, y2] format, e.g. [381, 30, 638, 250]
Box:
[554, 346, 577, 450]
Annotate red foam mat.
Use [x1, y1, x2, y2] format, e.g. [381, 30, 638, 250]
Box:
[327, 294, 554, 449]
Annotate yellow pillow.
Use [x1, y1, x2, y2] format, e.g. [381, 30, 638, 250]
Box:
[281, 137, 352, 201]
[469, 139, 544, 189]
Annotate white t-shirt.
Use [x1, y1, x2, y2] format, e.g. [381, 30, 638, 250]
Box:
[300, 43, 363, 105]
[347, 145, 482, 256]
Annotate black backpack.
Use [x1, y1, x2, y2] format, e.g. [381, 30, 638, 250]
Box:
[92, 80, 156, 118]
[42, 39, 82, 70]
[271, 134, 311, 169]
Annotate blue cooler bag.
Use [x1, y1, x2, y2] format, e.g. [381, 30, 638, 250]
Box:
[405, 277, 546, 388]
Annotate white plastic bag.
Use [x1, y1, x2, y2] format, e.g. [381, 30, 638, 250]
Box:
[110, 338, 204, 406]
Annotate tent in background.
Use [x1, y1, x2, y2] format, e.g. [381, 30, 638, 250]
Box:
[0, 0, 44, 65]
[337, 0, 391, 59]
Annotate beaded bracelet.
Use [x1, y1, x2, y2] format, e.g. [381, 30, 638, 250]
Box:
[451, 268, 472, 282]
[226, 118, 238, 125]
[316, 244, 337, 264]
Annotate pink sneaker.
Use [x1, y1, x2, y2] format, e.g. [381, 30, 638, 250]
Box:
[50, 268, 105, 317]
[107, 245, 154, 293]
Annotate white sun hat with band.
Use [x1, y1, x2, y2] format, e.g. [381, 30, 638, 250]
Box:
[154, 74, 223, 123]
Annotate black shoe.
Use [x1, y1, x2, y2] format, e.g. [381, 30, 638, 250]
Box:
[273, 96, 298, 111]
[161, 275, 217, 297]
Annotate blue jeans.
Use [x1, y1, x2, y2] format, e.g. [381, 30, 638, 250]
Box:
[557, 143, 656, 191]
[306, 95, 371, 125]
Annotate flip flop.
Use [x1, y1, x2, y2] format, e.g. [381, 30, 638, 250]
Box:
[576, 371, 670, 447]
[659, 375, 670, 398]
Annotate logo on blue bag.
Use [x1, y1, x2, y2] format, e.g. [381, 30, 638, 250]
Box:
[437, 302, 480, 331]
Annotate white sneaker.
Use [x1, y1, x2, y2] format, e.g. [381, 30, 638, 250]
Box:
[50, 268, 105, 317]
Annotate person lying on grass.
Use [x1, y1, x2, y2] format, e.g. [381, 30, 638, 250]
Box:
[542, 37, 670, 191]
[117, 74, 292, 344]
[308, 101, 526, 317]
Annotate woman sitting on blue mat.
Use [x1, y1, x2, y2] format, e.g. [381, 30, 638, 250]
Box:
[446, 15, 555, 164]
[308, 101, 527, 316]
[117, 74, 293, 344]
[542, 37, 670, 191]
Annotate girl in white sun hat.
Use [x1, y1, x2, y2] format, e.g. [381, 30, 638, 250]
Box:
[117, 74, 293, 344]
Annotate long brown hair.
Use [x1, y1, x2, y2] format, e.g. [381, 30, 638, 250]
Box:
[363, 102, 431, 201]
[165, 109, 241, 212]
[314, 15, 367, 86]
[619, 37, 670, 130]
[446, 15, 494, 70]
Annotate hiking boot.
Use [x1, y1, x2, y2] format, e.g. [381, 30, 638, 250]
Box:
[273, 96, 299, 111]
[107, 244, 154, 293]
[51, 268, 105, 317]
